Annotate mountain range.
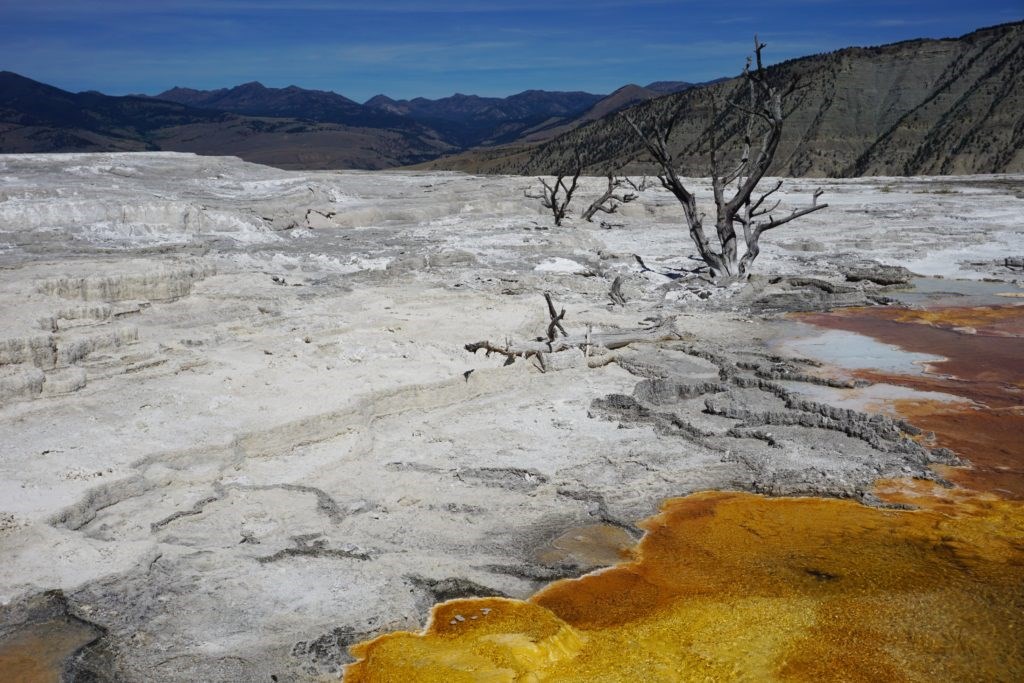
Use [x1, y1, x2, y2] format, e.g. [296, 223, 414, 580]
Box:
[0, 72, 690, 169]
[0, 71, 456, 169]
[155, 81, 695, 148]
[1, 22, 1022, 175]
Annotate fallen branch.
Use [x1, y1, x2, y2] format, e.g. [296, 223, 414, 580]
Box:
[466, 293, 679, 370]
[465, 317, 679, 362]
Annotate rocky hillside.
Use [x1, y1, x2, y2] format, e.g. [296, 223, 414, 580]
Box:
[426, 22, 1024, 177]
[0, 70, 226, 152]
[515, 84, 691, 145]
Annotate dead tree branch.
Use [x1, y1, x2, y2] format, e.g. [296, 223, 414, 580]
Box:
[581, 175, 638, 222]
[624, 176, 655, 192]
[544, 292, 567, 342]
[608, 275, 627, 306]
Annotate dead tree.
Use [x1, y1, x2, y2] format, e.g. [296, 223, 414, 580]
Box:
[622, 38, 828, 279]
[624, 176, 655, 192]
[525, 157, 582, 226]
[581, 175, 638, 222]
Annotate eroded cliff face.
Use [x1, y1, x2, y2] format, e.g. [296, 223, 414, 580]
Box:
[850, 27, 1024, 176]
[476, 22, 1024, 178]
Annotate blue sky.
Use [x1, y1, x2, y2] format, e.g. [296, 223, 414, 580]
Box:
[0, 1, 1019, 102]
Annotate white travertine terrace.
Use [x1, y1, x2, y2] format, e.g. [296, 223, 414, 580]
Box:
[0, 152, 1021, 680]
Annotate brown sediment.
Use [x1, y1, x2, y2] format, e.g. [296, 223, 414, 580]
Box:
[797, 305, 1024, 388]
[877, 304, 1024, 336]
[346, 491, 1024, 682]
[853, 369, 1019, 408]
[0, 618, 99, 683]
[535, 524, 635, 570]
[798, 304, 1024, 497]
[872, 475, 1008, 509]
[891, 399, 1024, 498]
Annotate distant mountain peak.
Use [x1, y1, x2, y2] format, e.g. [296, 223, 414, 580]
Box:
[160, 86, 216, 96]
[152, 81, 374, 122]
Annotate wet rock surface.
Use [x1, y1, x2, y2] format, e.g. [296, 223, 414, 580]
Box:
[843, 260, 917, 285]
[0, 591, 107, 682]
[1002, 256, 1024, 270]
[0, 154, 1022, 681]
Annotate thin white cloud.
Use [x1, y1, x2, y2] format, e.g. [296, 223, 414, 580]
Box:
[0, 0, 685, 14]
[329, 40, 523, 65]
